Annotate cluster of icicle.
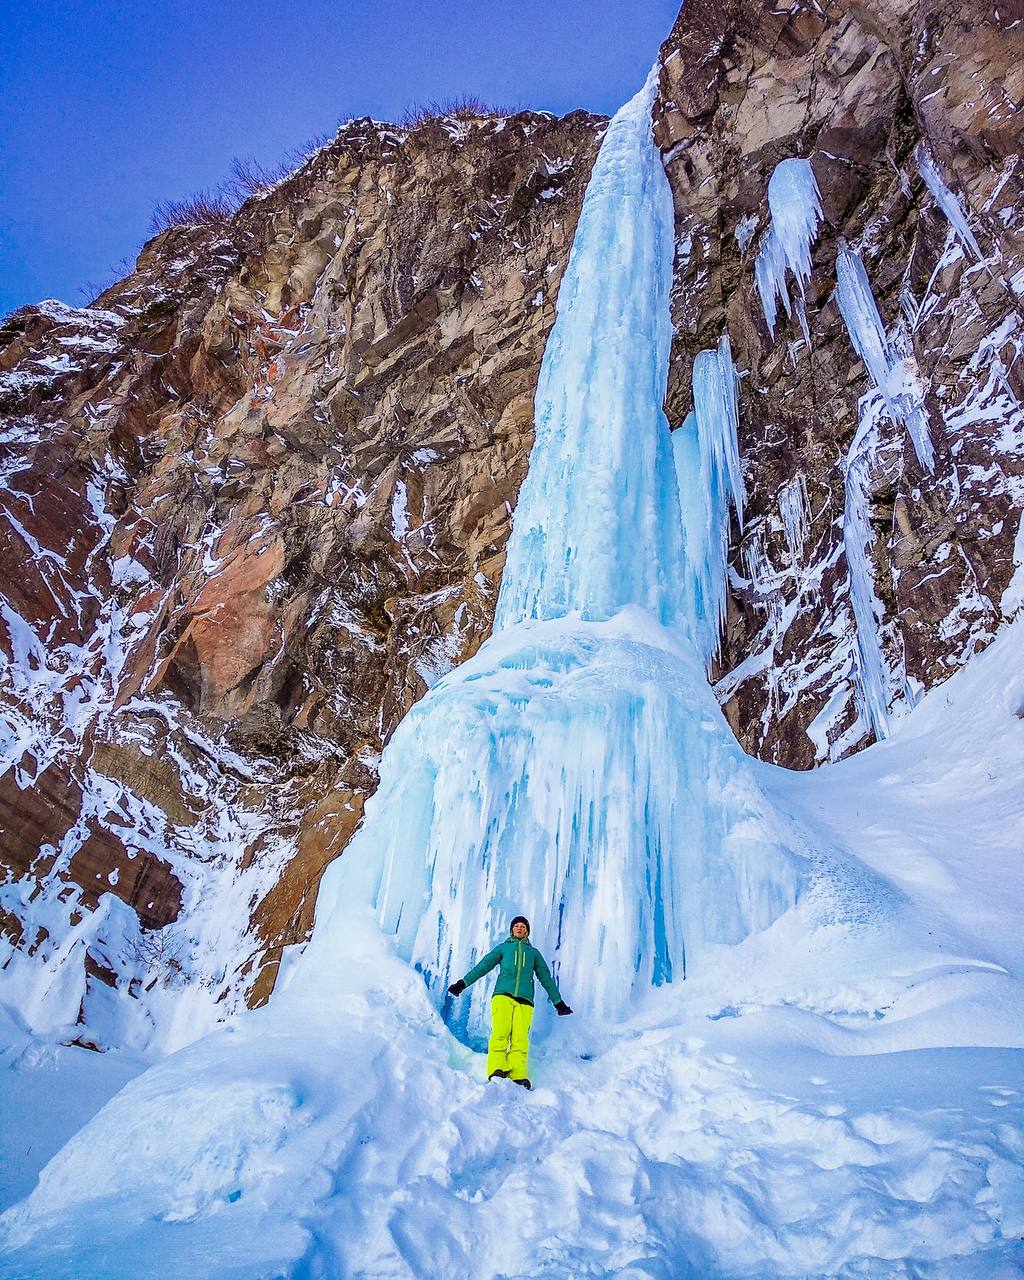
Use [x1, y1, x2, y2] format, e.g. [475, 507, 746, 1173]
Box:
[745, 144, 987, 738]
[754, 158, 823, 346]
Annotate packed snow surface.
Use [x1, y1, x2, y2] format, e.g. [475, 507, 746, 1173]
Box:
[1, 71, 1022, 1280]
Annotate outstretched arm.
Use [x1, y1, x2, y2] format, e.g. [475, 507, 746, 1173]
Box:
[457, 945, 503, 990]
[534, 951, 565, 1007]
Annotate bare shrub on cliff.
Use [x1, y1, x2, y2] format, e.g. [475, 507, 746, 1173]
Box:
[401, 95, 513, 128]
[125, 928, 188, 986]
[225, 133, 334, 202]
[150, 189, 237, 233]
[79, 254, 139, 304]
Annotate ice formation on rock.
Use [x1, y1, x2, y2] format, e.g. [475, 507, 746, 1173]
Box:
[834, 241, 935, 471]
[917, 143, 985, 265]
[842, 397, 900, 741]
[833, 241, 937, 737]
[754, 158, 822, 341]
[778, 474, 811, 572]
[672, 336, 746, 664]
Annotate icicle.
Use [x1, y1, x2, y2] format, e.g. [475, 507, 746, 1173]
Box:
[754, 158, 823, 339]
[673, 335, 746, 663]
[843, 401, 893, 741]
[834, 241, 935, 471]
[916, 144, 985, 265]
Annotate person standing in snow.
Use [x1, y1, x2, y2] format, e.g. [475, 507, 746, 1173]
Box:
[448, 915, 572, 1090]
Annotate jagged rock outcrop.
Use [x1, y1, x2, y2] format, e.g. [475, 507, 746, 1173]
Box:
[0, 110, 602, 1046]
[657, 0, 1024, 766]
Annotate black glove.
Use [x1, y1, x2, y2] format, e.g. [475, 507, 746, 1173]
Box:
[448, 979, 466, 996]
[555, 1001, 573, 1016]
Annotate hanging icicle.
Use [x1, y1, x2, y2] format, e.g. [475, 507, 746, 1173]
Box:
[834, 241, 935, 472]
[916, 143, 985, 265]
[754, 158, 823, 340]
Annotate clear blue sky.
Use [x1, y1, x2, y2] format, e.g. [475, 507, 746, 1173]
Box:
[0, 1, 682, 317]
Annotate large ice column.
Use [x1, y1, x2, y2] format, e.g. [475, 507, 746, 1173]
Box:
[672, 336, 746, 664]
[494, 70, 687, 633]
[754, 158, 823, 342]
[835, 242, 935, 471]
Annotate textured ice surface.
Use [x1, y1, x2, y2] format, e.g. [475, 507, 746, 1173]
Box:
[754, 158, 822, 339]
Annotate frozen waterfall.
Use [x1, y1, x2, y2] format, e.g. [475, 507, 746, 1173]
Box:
[296, 70, 804, 1038]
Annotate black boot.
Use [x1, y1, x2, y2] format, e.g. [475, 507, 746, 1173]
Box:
[512, 1077, 532, 1090]
[488, 1069, 510, 1081]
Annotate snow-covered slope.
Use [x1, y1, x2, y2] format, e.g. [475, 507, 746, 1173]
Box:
[1, 62, 1022, 1280]
[0, 624, 1020, 1278]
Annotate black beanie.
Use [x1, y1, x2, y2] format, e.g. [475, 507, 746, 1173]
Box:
[510, 915, 530, 934]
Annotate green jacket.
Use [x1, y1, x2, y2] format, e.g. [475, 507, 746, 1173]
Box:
[461, 936, 563, 1007]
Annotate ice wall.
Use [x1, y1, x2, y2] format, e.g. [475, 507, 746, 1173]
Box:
[294, 71, 803, 1039]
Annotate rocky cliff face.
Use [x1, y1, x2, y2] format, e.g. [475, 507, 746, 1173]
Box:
[0, 109, 602, 1049]
[657, 0, 1024, 766]
[2, 0, 1021, 1048]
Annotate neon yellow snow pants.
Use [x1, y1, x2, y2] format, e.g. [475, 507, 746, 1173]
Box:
[487, 994, 534, 1080]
